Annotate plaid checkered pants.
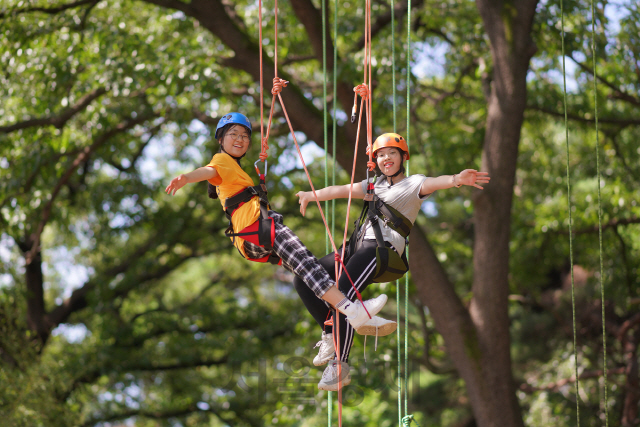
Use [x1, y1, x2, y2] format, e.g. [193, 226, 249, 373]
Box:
[244, 211, 334, 298]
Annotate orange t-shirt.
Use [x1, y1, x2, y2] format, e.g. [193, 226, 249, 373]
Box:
[207, 153, 261, 258]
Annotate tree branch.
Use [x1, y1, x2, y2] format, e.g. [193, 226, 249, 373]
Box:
[554, 216, 640, 235]
[126, 356, 229, 372]
[418, 60, 479, 105]
[617, 312, 640, 342]
[0, 87, 107, 134]
[106, 121, 163, 172]
[140, 0, 367, 178]
[608, 131, 640, 181]
[352, 0, 426, 52]
[24, 111, 155, 266]
[526, 105, 640, 128]
[568, 53, 640, 108]
[519, 367, 625, 393]
[80, 404, 233, 427]
[0, 0, 100, 18]
[130, 275, 220, 322]
[415, 298, 455, 375]
[135, 0, 195, 15]
[289, 0, 334, 68]
[281, 54, 317, 66]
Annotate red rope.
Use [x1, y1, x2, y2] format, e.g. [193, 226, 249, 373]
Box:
[256, 0, 378, 422]
[258, 0, 265, 160]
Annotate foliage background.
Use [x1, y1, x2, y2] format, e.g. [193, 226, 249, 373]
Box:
[1, 0, 639, 426]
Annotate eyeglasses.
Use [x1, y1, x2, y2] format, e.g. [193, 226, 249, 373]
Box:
[226, 132, 250, 142]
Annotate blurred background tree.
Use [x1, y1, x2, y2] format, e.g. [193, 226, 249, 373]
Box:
[1, 0, 639, 426]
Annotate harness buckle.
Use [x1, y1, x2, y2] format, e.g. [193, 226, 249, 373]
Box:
[363, 193, 374, 201]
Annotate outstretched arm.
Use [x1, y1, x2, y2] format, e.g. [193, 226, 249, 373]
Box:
[165, 166, 218, 196]
[419, 169, 490, 196]
[296, 183, 365, 216]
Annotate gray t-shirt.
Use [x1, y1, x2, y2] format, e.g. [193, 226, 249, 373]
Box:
[359, 174, 432, 255]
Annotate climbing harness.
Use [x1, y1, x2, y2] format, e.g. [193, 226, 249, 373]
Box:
[222, 160, 281, 265]
[346, 179, 411, 283]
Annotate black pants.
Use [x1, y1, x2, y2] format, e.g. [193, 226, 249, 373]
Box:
[292, 240, 379, 363]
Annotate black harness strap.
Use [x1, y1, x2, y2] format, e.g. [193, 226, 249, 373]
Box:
[374, 198, 412, 238]
[223, 173, 279, 263]
[349, 178, 413, 255]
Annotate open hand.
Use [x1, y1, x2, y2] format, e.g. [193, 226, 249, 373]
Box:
[165, 174, 188, 196]
[457, 169, 490, 189]
[295, 191, 312, 216]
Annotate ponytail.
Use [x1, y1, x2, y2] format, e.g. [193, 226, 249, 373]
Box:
[208, 182, 219, 199]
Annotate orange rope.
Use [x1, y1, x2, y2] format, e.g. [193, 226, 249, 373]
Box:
[258, 0, 265, 160]
[255, 0, 378, 423]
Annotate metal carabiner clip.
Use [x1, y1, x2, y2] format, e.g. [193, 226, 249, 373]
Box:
[254, 159, 268, 177]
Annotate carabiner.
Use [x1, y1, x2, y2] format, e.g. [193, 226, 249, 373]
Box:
[254, 159, 268, 177]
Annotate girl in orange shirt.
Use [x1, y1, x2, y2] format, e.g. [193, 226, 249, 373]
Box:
[165, 113, 387, 376]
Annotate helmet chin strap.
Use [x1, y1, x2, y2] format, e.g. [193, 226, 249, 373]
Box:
[383, 161, 405, 185]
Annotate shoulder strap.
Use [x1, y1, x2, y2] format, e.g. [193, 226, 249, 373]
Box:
[223, 175, 271, 220]
[373, 197, 412, 238]
[367, 199, 387, 248]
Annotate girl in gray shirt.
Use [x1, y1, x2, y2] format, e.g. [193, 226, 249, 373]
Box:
[293, 132, 490, 391]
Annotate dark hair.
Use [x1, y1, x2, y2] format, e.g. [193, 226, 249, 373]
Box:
[207, 123, 252, 200]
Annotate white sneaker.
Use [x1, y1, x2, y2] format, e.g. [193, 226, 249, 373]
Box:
[318, 361, 351, 391]
[355, 316, 397, 336]
[344, 294, 388, 329]
[313, 332, 335, 366]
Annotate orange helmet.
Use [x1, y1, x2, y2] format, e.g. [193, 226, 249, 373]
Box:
[368, 133, 410, 159]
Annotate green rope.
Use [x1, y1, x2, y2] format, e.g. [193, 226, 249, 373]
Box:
[403, 0, 412, 421]
[332, 0, 338, 241]
[392, 1, 402, 424]
[322, 0, 334, 425]
[404, 270, 409, 415]
[559, 0, 580, 424]
[323, 0, 329, 255]
[391, 0, 397, 132]
[396, 276, 402, 423]
[589, 0, 608, 424]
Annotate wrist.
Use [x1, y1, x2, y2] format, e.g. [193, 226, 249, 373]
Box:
[451, 174, 462, 188]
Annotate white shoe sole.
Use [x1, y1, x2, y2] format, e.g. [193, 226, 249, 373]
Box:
[347, 295, 388, 329]
[318, 376, 351, 391]
[313, 354, 335, 366]
[355, 321, 397, 336]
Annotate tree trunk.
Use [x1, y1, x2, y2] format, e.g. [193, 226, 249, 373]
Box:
[144, 1, 541, 425]
[411, 1, 538, 426]
[621, 325, 640, 427]
[19, 238, 50, 344]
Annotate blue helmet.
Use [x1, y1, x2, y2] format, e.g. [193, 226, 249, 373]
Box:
[215, 112, 252, 140]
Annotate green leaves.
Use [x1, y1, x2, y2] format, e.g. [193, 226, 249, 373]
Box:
[1, 0, 639, 425]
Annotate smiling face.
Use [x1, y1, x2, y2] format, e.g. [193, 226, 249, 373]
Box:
[220, 124, 251, 157]
[376, 147, 407, 176]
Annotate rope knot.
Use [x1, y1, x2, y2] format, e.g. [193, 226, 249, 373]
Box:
[353, 83, 369, 99]
[367, 160, 376, 171]
[334, 252, 342, 262]
[271, 77, 288, 95]
[402, 415, 420, 427]
[259, 137, 269, 161]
